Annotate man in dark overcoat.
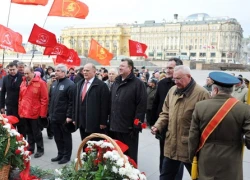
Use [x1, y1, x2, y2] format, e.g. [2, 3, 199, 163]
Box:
[72, 63, 110, 140]
[110, 58, 147, 164]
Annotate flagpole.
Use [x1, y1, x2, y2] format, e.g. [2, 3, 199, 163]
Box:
[2, 0, 12, 65]
[7, 0, 12, 27]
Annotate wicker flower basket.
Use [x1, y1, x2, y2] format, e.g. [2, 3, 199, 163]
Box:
[75, 133, 128, 171]
[0, 134, 11, 180]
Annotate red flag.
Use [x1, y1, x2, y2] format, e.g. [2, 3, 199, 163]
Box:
[11, 0, 48, 6]
[28, 24, 57, 47]
[88, 39, 113, 66]
[56, 49, 80, 66]
[0, 25, 26, 53]
[44, 43, 69, 57]
[129, 39, 147, 58]
[48, 0, 89, 19]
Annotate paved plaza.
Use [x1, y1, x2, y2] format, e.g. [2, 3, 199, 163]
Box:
[31, 128, 250, 180]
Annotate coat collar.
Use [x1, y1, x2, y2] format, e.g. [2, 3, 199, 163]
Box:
[115, 73, 135, 84]
[212, 94, 233, 99]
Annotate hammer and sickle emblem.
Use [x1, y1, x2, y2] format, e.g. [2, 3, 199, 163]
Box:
[2, 33, 12, 45]
[36, 33, 49, 44]
[53, 46, 62, 55]
[67, 52, 74, 63]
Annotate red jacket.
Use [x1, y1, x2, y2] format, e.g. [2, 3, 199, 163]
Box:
[19, 75, 48, 119]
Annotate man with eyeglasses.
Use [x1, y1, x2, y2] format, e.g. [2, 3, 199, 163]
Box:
[151, 58, 184, 177]
[0, 62, 24, 136]
[151, 65, 210, 180]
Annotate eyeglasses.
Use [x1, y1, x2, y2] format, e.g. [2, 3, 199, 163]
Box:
[172, 76, 184, 81]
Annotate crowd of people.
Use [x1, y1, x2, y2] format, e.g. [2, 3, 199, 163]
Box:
[0, 58, 249, 179]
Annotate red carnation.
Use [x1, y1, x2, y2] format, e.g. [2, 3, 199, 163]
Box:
[15, 149, 21, 155]
[141, 123, 147, 129]
[16, 134, 23, 142]
[134, 119, 140, 125]
[85, 147, 91, 153]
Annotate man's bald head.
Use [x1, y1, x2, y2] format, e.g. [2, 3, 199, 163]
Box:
[83, 63, 96, 80]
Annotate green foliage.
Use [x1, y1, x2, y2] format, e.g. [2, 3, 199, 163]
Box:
[30, 166, 55, 180]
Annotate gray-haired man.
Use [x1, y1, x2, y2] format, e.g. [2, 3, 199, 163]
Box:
[48, 64, 75, 164]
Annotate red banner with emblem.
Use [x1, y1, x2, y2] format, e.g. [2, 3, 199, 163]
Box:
[44, 43, 69, 57]
[11, 0, 48, 6]
[129, 39, 148, 58]
[88, 39, 113, 66]
[48, 0, 89, 19]
[28, 24, 57, 47]
[0, 25, 26, 53]
[56, 49, 81, 66]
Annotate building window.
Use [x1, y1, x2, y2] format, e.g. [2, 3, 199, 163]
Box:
[211, 53, 216, 57]
[167, 53, 176, 56]
[222, 53, 226, 57]
[199, 53, 206, 57]
[190, 53, 196, 57]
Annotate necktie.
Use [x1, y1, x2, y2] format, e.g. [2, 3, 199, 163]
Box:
[81, 81, 89, 101]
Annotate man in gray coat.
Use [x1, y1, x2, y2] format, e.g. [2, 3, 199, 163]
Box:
[189, 72, 250, 180]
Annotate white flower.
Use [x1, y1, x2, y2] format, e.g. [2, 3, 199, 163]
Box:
[139, 173, 147, 180]
[25, 156, 31, 162]
[104, 165, 107, 170]
[3, 124, 11, 130]
[119, 167, 127, 176]
[55, 169, 62, 175]
[103, 151, 112, 159]
[116, 158, 124, 167]
[55, 178, 63, 180]
[112, 166, 118, 173]
[80, 152, 86, 159]
[24, 151, 30, 156]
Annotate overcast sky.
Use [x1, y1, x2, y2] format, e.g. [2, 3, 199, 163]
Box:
[0, 0, 249, 42]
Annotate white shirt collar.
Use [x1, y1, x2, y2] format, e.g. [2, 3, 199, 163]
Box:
[87, 77, 95, 84]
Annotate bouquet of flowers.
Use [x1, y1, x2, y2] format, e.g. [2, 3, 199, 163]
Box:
[0, 114, 32, 180]
[55, 133, 147, 180]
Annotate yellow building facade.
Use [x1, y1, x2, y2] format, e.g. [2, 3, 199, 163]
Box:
[60, 24, 131, 58]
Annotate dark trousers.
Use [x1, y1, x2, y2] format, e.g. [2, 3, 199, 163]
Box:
[146, 109, 153, 126]
[160, 157, 191, 180]
[79, 127, 92, 140]
[51, 122, 72, 160]
[159, 128, 167, 172]
[25, 118, 44, 153]
[46, 120, 54, 137]
[113, 131, 139, 163]
[6, 106, 26, 138]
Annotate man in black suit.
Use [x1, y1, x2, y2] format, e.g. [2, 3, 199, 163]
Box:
[0, 62, 24, 136]
[72, 63, 110, 140]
